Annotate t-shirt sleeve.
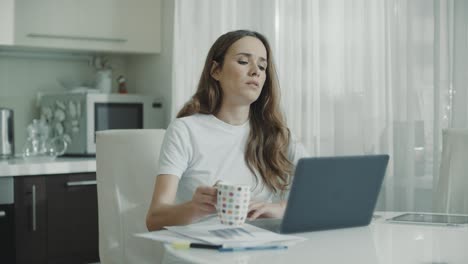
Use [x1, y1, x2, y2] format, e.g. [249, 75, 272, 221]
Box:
[157, 119, 192, 178]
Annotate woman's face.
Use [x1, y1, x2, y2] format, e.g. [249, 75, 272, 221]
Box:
[211, 36, 268, 107]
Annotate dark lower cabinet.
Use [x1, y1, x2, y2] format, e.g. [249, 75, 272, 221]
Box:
[15, 176, 48, 264]
[47, 173, 99, 264]
[15, 173, 99, 264]
[0, 204, 16, 263]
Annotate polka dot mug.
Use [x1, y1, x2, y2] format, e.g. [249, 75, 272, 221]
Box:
[215, 182, 251, 226]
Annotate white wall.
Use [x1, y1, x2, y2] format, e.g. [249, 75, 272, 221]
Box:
[0, 52, 127, 155]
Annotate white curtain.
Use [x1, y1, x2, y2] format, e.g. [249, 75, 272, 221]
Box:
[172, 0, 465, 212]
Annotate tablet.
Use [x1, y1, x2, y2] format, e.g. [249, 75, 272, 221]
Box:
[388, 213, 468, 226]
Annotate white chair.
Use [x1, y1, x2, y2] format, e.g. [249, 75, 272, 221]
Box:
[434, 128, 468, 214]
[96, 129, 166, 264]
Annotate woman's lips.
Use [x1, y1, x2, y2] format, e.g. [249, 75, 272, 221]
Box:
[246, 81, 259, 87]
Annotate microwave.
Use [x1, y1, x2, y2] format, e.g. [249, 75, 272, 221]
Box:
[39, 92, 160, 155]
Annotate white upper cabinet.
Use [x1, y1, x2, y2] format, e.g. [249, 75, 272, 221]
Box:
[0, 0, 161, 54]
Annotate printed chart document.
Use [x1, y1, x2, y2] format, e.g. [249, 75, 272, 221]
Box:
[136, 216, 306, 248]
[165, 223, 304, 248]
[135, 229, 207, 244]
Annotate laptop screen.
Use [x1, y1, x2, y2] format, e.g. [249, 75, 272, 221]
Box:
[280, 154, 389, 233]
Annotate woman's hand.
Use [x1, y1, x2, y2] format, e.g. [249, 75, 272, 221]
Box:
[247, 201, 286, 220]
[190, 186, 217, 219]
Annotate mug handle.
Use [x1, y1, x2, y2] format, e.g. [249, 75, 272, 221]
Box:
[213, 180, 223, 188]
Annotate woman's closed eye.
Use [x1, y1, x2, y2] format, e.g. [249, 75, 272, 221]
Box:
[238, 60, 267, 71]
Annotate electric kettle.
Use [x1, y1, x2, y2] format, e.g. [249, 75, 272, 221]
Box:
[0, 108, 14, 158]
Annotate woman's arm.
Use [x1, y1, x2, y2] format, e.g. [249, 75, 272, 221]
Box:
[146, 174, 217, 231]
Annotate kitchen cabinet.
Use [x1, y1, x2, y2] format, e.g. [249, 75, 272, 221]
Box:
[14, 173, 99, 264]
[1, 0, 161, 54]
[0, 177, 15, 263]
[0, 204, 15, 263]
[14, 176, 48, 264]
[46, 173, 99, 264]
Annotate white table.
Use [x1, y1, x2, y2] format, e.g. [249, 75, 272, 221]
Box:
[160, 212, 468, 264]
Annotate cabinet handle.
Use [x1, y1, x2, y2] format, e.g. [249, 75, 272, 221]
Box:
[66, 180, 97, 187]
[32, 184, 37, 232]
[0, 211, 5, 218]
[27, 33, 127, 43]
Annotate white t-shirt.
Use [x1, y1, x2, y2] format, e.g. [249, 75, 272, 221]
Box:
[157, 114, 307, 204]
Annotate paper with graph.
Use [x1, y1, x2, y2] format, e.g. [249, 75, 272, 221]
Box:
[164, 217, 305, 247]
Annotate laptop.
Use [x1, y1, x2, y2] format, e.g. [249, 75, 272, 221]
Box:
[248, 154, 389, 234]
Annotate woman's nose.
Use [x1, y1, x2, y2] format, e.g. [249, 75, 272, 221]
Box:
[249, 65, 260, 76]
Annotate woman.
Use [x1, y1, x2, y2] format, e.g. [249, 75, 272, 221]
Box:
[146, 30, 306, 231]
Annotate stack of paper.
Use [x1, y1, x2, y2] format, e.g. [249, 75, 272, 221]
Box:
[135, 216, 306, 249]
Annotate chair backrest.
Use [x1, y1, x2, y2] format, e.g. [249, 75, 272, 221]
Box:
[434, 128, 468, 214]
[96, 129, 166, 264]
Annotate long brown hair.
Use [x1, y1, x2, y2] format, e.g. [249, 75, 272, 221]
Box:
[177, 30, 292, 194]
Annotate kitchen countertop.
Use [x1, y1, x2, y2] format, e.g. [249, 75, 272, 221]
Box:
[0, 156, 96, 177]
